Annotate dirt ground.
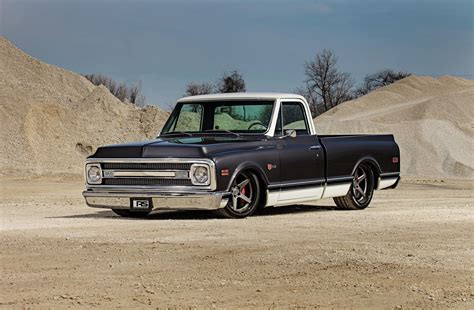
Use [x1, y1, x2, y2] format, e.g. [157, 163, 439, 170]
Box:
[1, 178, 473, 308]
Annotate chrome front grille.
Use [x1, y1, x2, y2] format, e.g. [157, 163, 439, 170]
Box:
[103, 178, 192, 186]
[85, 158, 217, 191]
[99, 161, 191, 186]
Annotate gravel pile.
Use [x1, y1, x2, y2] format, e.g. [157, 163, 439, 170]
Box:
[0, 37, 168, 176]
[315, 75, 474, 179]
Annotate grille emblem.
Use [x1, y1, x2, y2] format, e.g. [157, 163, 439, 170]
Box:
[103, 170, 114, 178]
[175, 170, 189, 179]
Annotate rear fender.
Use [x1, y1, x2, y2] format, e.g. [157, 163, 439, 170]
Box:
[351, 157, 382, 179]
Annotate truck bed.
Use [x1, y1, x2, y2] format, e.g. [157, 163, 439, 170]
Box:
[318, 134, 399, 179]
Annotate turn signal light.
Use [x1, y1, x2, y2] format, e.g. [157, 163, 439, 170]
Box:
[392, 157, 399, 163]
[220, 169, 229, 176]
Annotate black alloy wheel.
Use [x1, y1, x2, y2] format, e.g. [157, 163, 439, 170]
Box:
[334, 163, 375, 210]
[217, 171, 261, 218]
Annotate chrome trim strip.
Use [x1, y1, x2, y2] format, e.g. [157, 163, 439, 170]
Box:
[267, 178, 325, 189]
[380, 172, 400, 177]
[107, 170, 178, 178]
[326, 176, 353, 182]
[83, 190, 229, 198]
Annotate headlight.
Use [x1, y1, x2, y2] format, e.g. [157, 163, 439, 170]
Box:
[86, 164, 102, 184]
[191, 164, 210, 185]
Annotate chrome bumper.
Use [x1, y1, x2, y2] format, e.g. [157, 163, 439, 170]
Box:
[82, 190, 229, 211]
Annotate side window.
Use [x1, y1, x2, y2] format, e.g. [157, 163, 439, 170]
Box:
[282, 102, 309, 135]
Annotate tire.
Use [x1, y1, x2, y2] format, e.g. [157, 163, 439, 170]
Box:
[333, 163, 375, 210]
[216, 171, 261, 218]
[112, 209, 151, 218]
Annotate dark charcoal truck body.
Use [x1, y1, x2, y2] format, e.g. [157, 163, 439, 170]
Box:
[83, 93, 400, 218]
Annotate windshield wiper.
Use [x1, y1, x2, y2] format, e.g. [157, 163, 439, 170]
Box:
[160, 131, 193, 137]
[204, 129, 240, 138]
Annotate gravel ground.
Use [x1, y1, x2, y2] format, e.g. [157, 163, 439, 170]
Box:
[1, 178, 473, 308]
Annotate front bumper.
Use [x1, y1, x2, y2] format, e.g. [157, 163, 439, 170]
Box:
[82, 190, 229, 211]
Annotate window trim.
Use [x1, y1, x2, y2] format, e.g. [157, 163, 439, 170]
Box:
[161, 100, 277, 136]
[280, 101, 310, 135]
[274, 99, 316, 137]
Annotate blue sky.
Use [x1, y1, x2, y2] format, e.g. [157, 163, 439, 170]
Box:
[1, 0, 473, 108]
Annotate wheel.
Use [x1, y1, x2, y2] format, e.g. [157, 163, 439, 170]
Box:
[217, 171, 261, 218]
[333, 163, 375, 210]
[112, 209, 151, 218]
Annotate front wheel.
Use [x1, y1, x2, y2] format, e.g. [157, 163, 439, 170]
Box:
[216, 171, 261, 218]
[333, 163, 375, 210]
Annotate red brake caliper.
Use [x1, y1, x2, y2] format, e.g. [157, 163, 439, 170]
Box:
[239, 180, 247, 205]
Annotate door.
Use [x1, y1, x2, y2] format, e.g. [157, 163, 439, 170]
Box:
[276, 101, 325, 203]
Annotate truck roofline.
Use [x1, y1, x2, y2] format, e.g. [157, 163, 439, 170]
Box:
[178, 92, 306, 103]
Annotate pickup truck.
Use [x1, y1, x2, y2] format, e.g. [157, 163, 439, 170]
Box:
[83, 93, 400, 218]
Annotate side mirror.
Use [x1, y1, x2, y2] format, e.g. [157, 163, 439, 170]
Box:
[279, 129, 297, 139]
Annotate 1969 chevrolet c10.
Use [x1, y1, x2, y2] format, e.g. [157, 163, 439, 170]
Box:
[83, 93, 400, 218]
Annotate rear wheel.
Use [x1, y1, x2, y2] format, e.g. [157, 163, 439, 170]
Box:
[333, 163, 375, 210]
[217, 171, 261, 218]
[112, 209, 151, 218]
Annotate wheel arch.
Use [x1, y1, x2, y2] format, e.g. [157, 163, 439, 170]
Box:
[225, 162, 269, 207]
[351, 157, 381, 182]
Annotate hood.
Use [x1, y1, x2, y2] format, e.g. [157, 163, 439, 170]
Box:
[91, 135, 267, 158]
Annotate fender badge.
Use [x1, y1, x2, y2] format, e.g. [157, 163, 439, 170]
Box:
[267, 164, 277, 171]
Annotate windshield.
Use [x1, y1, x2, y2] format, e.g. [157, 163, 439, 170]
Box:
[161, 100, 275, 135]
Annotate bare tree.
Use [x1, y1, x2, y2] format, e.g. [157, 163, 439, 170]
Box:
[107, 79, 118, 97]
[84, 73, 146, 105]
[115, 83, 129, 102]
[303, 49, 354, 113]
[129, 81, 146, 105]
[295, 84, 324, 117]
[355, 69, 411, 97]
[217, 70, 246, 93]
[185, 82, 214, 96]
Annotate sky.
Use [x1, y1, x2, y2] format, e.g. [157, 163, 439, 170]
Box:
[1, 0, 473, 108]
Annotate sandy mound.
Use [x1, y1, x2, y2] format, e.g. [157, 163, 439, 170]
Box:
[0, 37, 168, 176]
[315, 75, 474, 179]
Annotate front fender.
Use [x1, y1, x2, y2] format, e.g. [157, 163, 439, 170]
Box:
[211, 144, 279, 192]
[225, 161, 270, 191]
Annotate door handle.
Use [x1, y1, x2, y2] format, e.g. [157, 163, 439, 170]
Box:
[309, 145, 321, 150]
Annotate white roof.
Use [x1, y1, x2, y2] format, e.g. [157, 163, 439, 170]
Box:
[178, 92, 306, 102]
